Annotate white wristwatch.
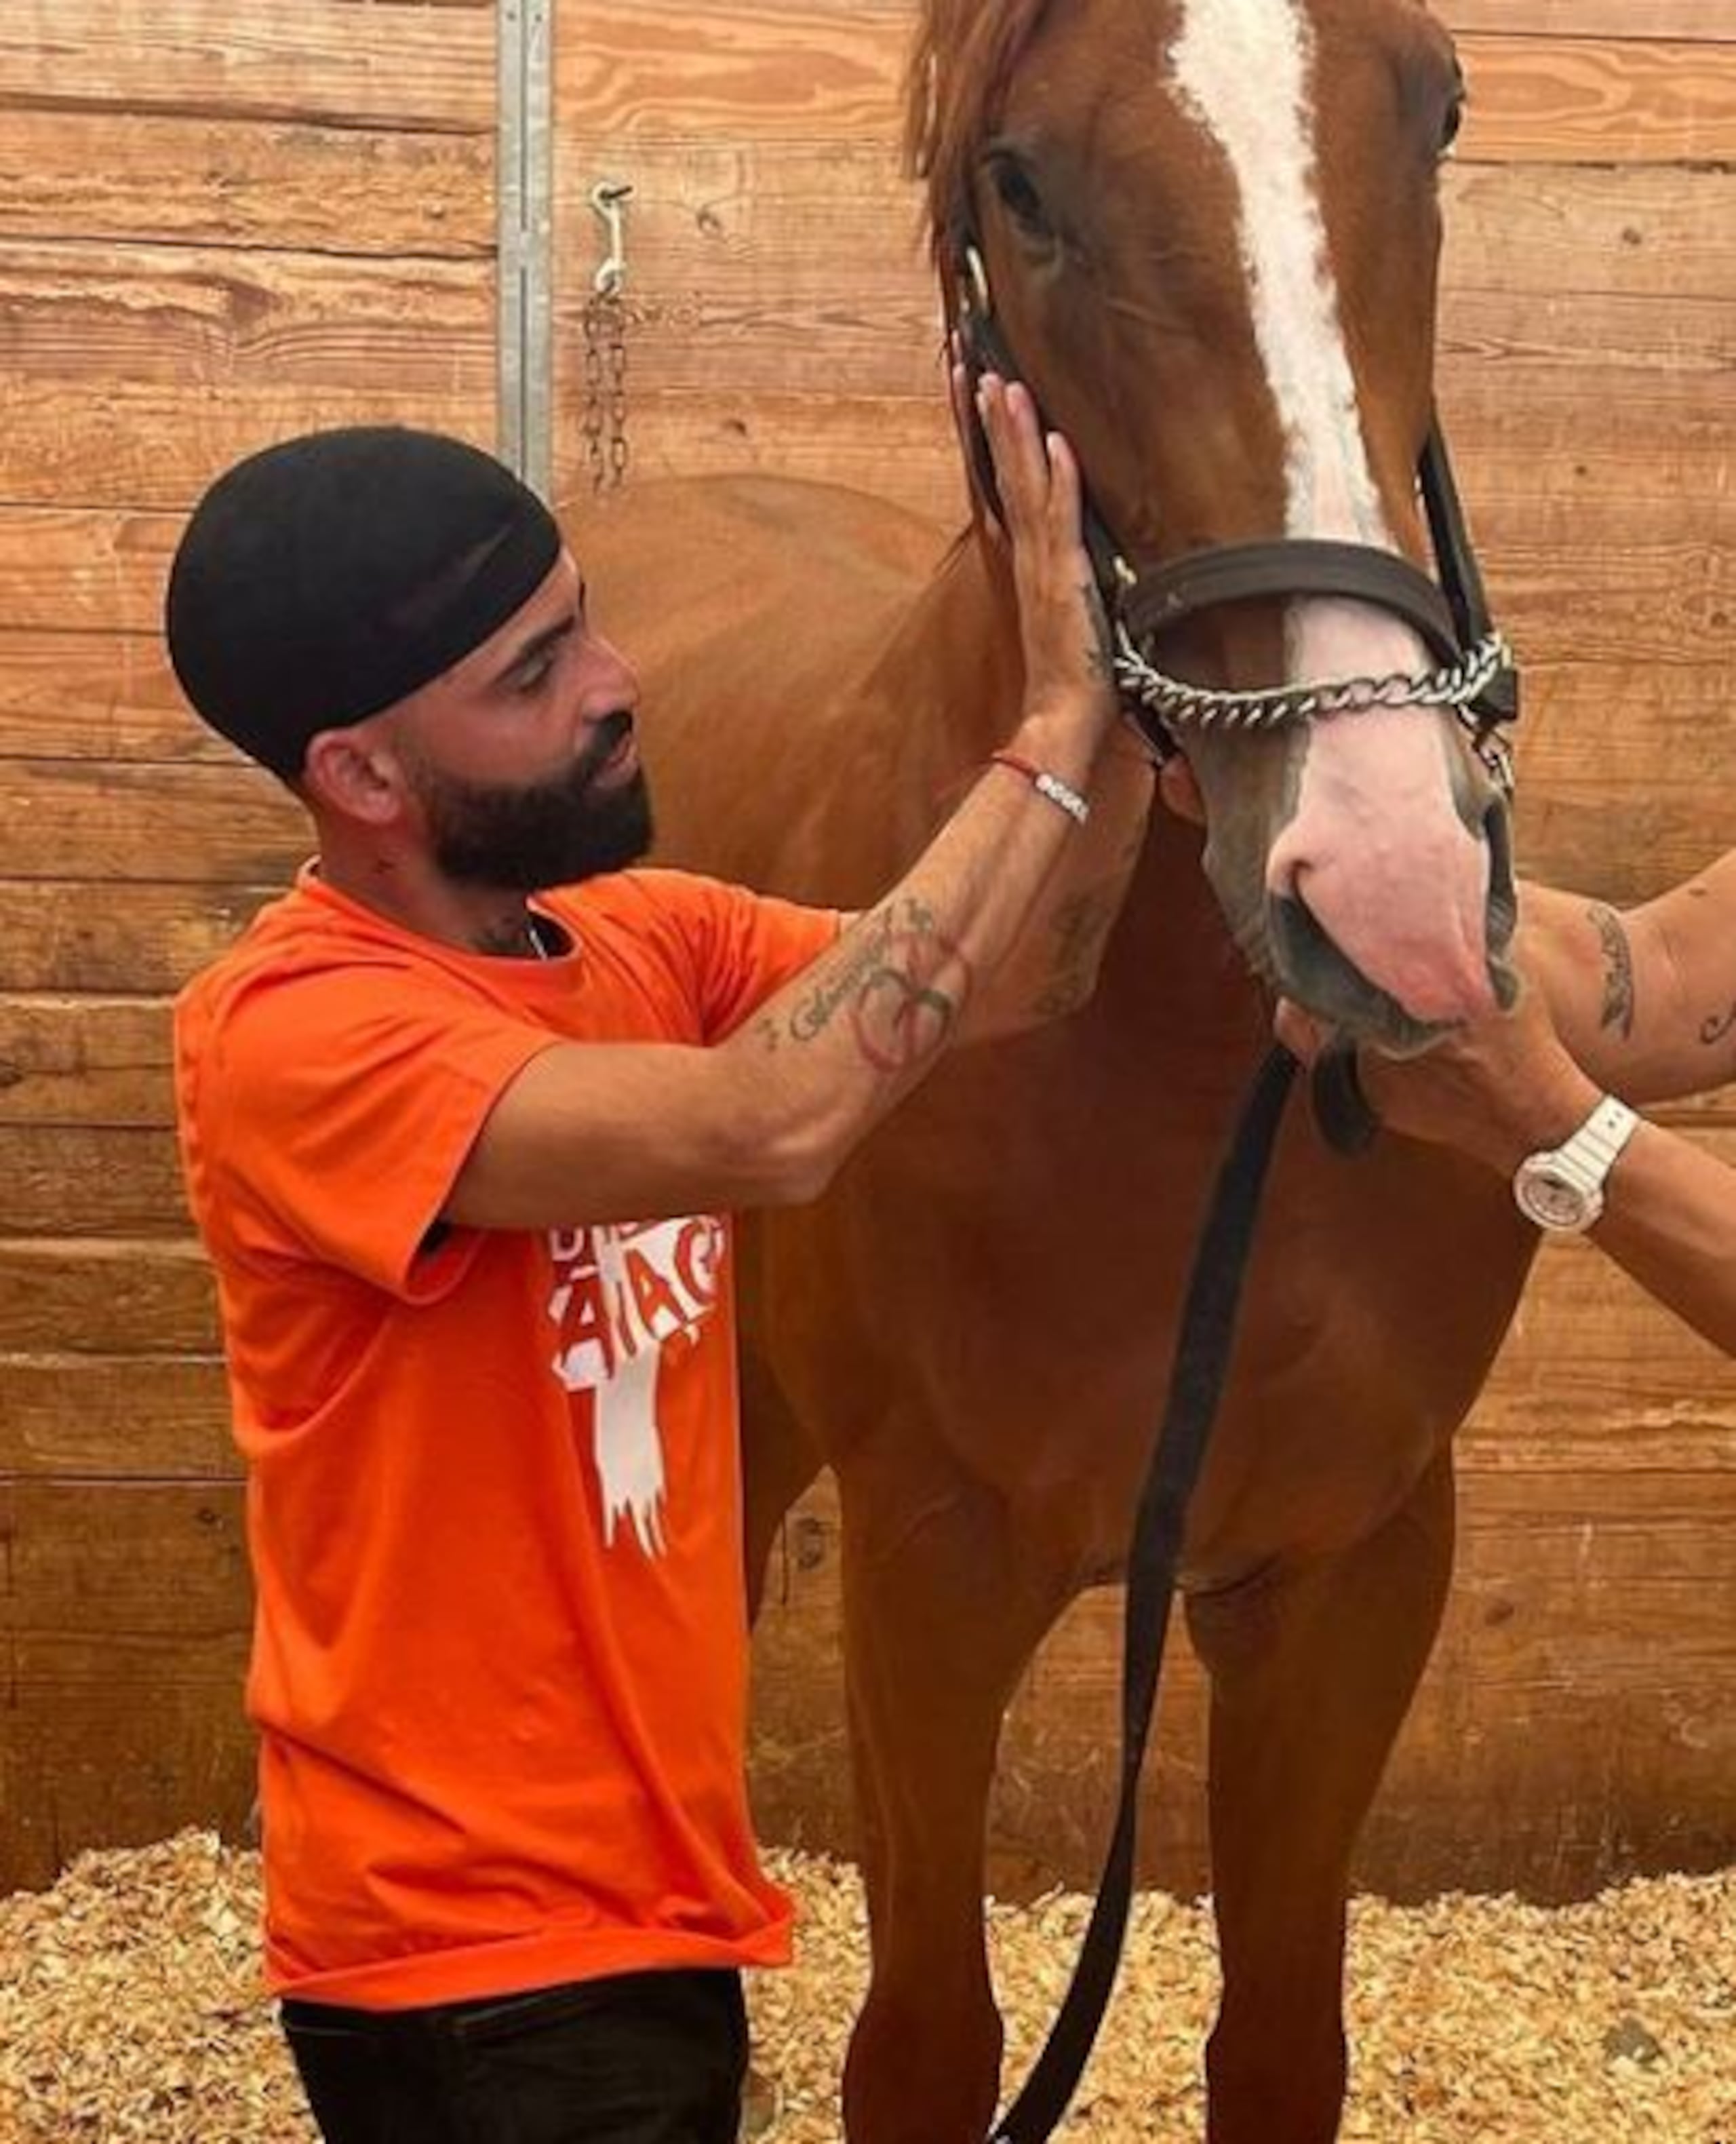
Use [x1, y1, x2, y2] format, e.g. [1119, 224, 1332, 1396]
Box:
[1512, 1095, 1640, 1234]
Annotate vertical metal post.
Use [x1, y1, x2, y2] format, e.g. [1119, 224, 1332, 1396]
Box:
[498, 0, 554, 499]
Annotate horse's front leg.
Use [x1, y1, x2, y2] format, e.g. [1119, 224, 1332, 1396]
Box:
[835, 1435, 1071, 2144]
[1185, 1449, 1456, 2144]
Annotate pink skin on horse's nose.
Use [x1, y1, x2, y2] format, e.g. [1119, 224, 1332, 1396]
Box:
[1264, 702, 1499, 1026]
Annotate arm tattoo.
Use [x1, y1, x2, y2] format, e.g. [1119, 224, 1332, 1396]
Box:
[1031, 887, 1117, 1020]
[776, 900, 967, 1074]
[1587, 902, 1635, 1040]
[1699, 1001, 1736, 1049]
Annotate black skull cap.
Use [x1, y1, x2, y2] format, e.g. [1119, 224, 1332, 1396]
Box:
[165, 427, 562, 777]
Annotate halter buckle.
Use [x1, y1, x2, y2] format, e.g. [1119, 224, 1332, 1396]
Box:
[962, 243, 993, 323]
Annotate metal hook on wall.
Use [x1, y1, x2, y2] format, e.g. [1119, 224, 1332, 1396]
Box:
[584, 179, 635, 492]
[591, 180, 634, 298]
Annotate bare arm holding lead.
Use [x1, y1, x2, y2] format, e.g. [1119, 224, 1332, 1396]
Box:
[1277, 860, 1736, 1357]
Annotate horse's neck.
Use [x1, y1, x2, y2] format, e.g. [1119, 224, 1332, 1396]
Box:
[867, 532, 1025, 798]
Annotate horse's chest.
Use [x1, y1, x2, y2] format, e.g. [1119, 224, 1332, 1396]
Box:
[753, 1050, 1533, 1569]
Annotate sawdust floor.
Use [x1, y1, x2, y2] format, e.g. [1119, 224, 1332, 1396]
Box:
[1, 1833, 1731, 2140]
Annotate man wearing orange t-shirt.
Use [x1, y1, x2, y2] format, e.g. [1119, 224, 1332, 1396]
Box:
[167, 384, 1151, 2143]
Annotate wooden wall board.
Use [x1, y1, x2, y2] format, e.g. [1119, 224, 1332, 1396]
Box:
[1, 1675, 255, 1896]
[0, 110, 494, 256]
[1, 1362, 231, 1477]
[0, 246, 496, 511]
[0, 762, 304, 883]
[0, 3, 495, 134]
[0, 1240, 220, 1355]
[0, 882, 276, 995]
[1, 1479, 252, 1890]
[1442, 164, 1736, 298]
[0, 996, 176, 1127]
[559, 0, 910, 144]
[0, 634, 216, 761]
[1455, 37, 1736, 165]
[1440, 3, 1736, 44]
[3, 1480, 247, 1631]
[0, 1125, 191, 1239]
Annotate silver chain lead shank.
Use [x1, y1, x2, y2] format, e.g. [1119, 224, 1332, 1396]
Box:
[1113, 626, 1518, 791]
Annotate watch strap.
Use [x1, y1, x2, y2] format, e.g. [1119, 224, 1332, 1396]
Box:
[1552, 1095, 1640, 1193]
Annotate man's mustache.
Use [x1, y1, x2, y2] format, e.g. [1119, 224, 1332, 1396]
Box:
[573, 709, 636, 788]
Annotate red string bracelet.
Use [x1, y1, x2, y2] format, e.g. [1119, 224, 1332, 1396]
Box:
[988, 750, 1092, 826]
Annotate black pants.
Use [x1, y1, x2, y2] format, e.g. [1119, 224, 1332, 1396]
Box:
[281, 1969, 748, 2144]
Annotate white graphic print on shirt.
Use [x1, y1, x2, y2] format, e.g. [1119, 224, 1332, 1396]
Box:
[546, 1216, 727, 1555]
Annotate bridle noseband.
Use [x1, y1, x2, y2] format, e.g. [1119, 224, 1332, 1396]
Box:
[950, 223, 1520, 790]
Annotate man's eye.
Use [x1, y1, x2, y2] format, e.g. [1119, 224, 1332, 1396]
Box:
[515, 650, 557, 693]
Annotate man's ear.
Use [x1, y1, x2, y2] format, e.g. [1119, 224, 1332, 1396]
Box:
[301, 725, 407, 827]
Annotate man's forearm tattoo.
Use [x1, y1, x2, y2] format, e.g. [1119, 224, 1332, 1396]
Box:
[1588, 902, 1635, 1040]
[1031, 886, 1118, 1021]
[1699, 1000, 1736, 1050]
[788, 910, 899, 1045]
[768, 899, 967, 1074]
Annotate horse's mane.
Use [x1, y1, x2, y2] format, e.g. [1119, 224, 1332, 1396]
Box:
[904, 0, 1059, 254]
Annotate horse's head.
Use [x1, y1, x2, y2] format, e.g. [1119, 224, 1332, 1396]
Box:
[912, 0, 1518, 1051]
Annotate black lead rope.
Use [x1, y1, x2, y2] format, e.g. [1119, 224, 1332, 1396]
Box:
[988, 1044, 1301, 2144]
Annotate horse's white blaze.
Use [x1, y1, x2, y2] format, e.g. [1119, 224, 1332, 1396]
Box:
[1171, 0, 1382, 556]
[1172, 0, 1497, 1026]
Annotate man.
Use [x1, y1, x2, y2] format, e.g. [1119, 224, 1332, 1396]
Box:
[167, 379, 1150, 2144]
[1275, 850, 1736, 1357]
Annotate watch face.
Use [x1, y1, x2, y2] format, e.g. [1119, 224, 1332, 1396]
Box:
[1516, 1165, 1592, 1232]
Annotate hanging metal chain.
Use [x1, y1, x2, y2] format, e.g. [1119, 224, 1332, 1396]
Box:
[583, 180, 633, 493]
[583, 290, 630, 492]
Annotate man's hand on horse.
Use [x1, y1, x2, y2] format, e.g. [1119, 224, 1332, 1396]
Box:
[1275, 982, 1599, 1176]
[971, 372, 1118, 733]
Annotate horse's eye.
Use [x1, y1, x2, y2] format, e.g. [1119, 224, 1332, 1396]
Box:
[990, 157, 1052, 238]
[1439, 87, 1466, 159]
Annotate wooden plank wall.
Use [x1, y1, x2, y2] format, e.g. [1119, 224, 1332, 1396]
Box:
[559, 1, 1736, 1903]
[1, 1, 1731, 1905]
[0, 0, 498, 1892]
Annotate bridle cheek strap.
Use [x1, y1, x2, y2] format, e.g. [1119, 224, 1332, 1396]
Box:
[945, 222, 1520, 764]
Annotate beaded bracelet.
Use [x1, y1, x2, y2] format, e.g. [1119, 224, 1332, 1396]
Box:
[988, 750, 1092, 827]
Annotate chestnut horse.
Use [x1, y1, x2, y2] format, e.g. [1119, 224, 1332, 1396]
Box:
[578, 2, 1537, 2137]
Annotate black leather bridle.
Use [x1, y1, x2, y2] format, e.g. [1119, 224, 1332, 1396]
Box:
[948, 213, 1520, 789]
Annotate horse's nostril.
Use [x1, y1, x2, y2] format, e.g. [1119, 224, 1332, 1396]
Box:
[1266, 889, 1446, 1056]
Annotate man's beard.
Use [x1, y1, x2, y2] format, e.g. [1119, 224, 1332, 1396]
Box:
[413, 714, 654, 892]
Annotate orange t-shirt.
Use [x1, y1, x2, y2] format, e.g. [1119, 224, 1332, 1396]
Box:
[174, 866, 835, 2009]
